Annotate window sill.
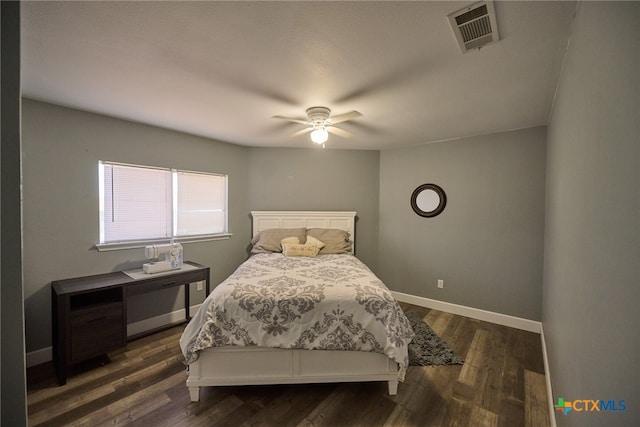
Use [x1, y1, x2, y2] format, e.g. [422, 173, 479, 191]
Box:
[95, 233, 233, 252]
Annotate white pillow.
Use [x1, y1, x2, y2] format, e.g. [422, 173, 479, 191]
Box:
[282, 243, 320, 257]
[304, 235, 326, 250]
[280, 236, 300, 248]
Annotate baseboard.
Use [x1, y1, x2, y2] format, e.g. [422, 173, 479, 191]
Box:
[26, 304, 201, 368]
[126, 303, 202, 337]
[392, 291, 542, 333]
[540, 324, 557, 427]
[26, 346, 52, 369]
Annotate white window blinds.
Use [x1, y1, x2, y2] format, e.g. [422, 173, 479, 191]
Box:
[176, 171, 227, 236]
[99, 162, 228, 244]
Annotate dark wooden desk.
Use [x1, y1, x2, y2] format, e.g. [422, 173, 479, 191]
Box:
[51, 261, 210, 385]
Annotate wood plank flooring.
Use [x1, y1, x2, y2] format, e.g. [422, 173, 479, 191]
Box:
[27, 303, 549, 426]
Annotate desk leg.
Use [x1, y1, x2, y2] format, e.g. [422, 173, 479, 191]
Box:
[52, 292, 68, 386]
[185, 283, 190, 320]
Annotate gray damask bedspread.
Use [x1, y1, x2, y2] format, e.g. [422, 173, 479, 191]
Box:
[179, 253, 415, 378]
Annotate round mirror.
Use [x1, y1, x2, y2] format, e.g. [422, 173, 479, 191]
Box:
[411, 183, 447, 218]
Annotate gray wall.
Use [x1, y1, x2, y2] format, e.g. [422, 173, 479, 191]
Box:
[543, 2, 639, 426]
[1, 2, 28, 425]
[247, 147, 380, 269]
[21, 99, 251, 353]
[379, 127, 547, 320]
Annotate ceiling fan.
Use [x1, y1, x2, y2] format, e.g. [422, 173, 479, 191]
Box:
[273, 106, 362, 145]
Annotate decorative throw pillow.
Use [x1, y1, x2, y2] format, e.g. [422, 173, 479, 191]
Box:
[304, 235, 326, 250]
[280, 236, 301, 247]
[282, 243, 320, 257]
[306, 228, 352, 254]
[250, 228, 307, 254]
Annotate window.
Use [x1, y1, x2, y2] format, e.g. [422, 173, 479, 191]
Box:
[98, 161, 228, 249]
[176, 170, 227, 237]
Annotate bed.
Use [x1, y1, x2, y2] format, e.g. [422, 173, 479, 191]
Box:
[179, 211, 414, 402]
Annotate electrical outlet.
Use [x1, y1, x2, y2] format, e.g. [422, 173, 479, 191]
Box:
[437, 279, 444, 289]
[196, 281, 204, 291]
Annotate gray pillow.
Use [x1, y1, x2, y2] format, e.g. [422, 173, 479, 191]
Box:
[250, 228, 307, 254]
[306, 228, 352, 254]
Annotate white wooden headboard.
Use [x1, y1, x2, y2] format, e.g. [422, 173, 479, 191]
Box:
[251, 211, 357, 253]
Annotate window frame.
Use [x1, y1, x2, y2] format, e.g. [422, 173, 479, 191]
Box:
[96, 161, 231, 252]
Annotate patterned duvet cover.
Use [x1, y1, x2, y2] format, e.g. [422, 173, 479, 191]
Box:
[179, 253, 415, 378]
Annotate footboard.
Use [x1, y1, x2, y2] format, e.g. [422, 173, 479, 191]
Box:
[186, 347, 399, 402]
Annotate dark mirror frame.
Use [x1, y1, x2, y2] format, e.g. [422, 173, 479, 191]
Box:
[410, 183, 447, 218]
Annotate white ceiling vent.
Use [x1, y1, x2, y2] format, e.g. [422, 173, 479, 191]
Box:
[448, 1, 499, 53]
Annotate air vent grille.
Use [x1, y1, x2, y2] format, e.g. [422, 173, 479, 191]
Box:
[448, 1, 499, 53]
[455, 4, 487, 26]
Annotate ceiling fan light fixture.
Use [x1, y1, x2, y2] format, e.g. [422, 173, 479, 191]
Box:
[310, 127, 328, 144]
[274, 106, 361, 146]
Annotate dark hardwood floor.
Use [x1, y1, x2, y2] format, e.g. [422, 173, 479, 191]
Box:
[27, 303, 549, 426]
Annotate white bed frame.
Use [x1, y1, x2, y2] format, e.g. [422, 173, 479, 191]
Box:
[186, 211, 400, 402]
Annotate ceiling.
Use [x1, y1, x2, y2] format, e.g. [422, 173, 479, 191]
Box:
[21, 1, 577, 150]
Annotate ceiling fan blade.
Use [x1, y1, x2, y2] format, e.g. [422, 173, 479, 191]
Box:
[328, 111, 362, 125]
[290, 127, 313, 137]
[273, 115, 309, 125]
[327, 126, 353, 138]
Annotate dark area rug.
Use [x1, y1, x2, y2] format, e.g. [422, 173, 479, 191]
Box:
[405, 311, 464, 366]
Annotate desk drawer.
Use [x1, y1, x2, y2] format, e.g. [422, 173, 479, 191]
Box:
[127, 270, 206, 296]
[70, 301, 124, 363]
